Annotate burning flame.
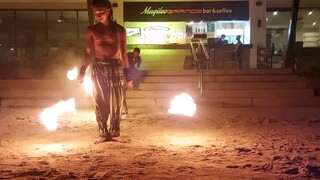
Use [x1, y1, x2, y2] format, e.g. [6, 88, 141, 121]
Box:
[67, 67, 93, 95]
[168, 93, 196, 117]
[83, 76, 93, 95]
[39, 98, 76, 130]
[67, 67, 78, 80]
[39, 66, 93, 131]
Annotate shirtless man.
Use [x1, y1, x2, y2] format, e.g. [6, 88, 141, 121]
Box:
[77, 0, 131, 143]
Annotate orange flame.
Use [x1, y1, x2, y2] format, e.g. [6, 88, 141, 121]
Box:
[83, 76, 93, 96]
[39, 98, 76, 130]
[67, 67, 93, 95]
[67, 67, 78, 80]
[168, 93, 196, 117]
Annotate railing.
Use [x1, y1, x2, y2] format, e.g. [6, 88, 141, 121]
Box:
[189, 39, 211, 97]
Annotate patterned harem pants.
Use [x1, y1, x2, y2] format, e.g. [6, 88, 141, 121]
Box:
[91, 59, 124, 137]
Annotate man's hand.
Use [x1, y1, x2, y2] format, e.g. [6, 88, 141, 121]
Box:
[77, 75, 84, 86]
[125, 80, 133, 90]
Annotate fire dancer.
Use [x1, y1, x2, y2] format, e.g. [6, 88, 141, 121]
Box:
[77, 0, 132, 143]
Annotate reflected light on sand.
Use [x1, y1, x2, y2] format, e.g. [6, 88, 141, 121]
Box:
[169, 135, 207, 146]
[31, 142, 78, 155]
[38, 143, 64, 152]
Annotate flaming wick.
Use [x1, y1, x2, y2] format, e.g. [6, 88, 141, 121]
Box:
[39, 98, 76, 130]
[168, 93, 196, 117]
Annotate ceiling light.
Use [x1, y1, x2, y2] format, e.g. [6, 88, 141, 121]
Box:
[308, 11, 313, 16]
[273, 11, 278, 16]
[312, 22, 317, 26]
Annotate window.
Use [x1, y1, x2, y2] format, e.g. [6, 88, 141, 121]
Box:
[48, 11, 77, 45]
[266, 11, 291, 55]
[297, 8, 320, 47]
[0, 11, 15, 62]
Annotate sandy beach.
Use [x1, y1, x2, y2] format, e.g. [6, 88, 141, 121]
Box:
[1, 106, 320, 179]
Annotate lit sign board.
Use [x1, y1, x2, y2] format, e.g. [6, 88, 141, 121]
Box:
[143, 26, 170, 32]
[126, 27, 141, 37]
[124, 1, 249, 22]
[125, 22, 186, 44]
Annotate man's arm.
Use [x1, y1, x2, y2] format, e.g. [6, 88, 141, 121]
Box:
[119, 26, 129, 69]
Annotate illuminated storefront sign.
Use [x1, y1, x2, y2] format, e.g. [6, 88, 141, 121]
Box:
[125, 22, 187, 44]
[144, 26, 170, 32]
[126, 27, 141, 37]
[124, 1, 249, 22]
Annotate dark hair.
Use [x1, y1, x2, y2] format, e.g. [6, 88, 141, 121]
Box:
[91, 0, 111, 8]
[91, 0, 113, 21]
[133, 47, 140, 54]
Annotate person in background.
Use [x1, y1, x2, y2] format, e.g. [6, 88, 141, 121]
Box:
[216, 34, 228, 47]
[227, 35, 243, 67]
[127, 47, 142, 90]
[235, 35, 242, 46]
[77, 0, 132, 143]
[122, 48, 142, 115]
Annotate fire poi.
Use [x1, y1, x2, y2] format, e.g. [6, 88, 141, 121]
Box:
[39, 98, 76, 130]
[168, 93, 196, 117]
[39, 67, 93, 130]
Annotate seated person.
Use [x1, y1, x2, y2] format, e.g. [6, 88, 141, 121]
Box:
[127, 47, 142, 90]
[122, 48, 142, 115]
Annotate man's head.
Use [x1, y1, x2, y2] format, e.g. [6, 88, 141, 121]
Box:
[221, 34, 226, 39]
[91, 0, 113, 23]
[133, 47, 140, 58]
[236, 35, 241, 41]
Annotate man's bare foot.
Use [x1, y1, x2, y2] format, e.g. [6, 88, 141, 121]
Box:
[94, 136, 109, 144]
[110, 136, 131, 143]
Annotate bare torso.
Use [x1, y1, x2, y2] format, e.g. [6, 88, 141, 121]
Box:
[90, 22, 120, 59]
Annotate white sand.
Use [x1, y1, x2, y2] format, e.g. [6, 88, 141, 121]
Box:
[0, 106, 320, 179]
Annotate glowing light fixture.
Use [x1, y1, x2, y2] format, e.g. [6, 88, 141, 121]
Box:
[187, 21, 194, 25]
[273, 11, 278, 16]
[312, 22, 317, 26]
[308, 11, 313, 16]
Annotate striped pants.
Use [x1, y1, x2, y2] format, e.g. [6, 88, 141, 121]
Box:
[91, 59, 124, 137]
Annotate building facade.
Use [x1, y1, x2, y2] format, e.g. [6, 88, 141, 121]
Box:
[0, 0, 319, 74]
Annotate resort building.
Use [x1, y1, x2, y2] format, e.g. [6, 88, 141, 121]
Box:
[0, 0, 319, 75]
